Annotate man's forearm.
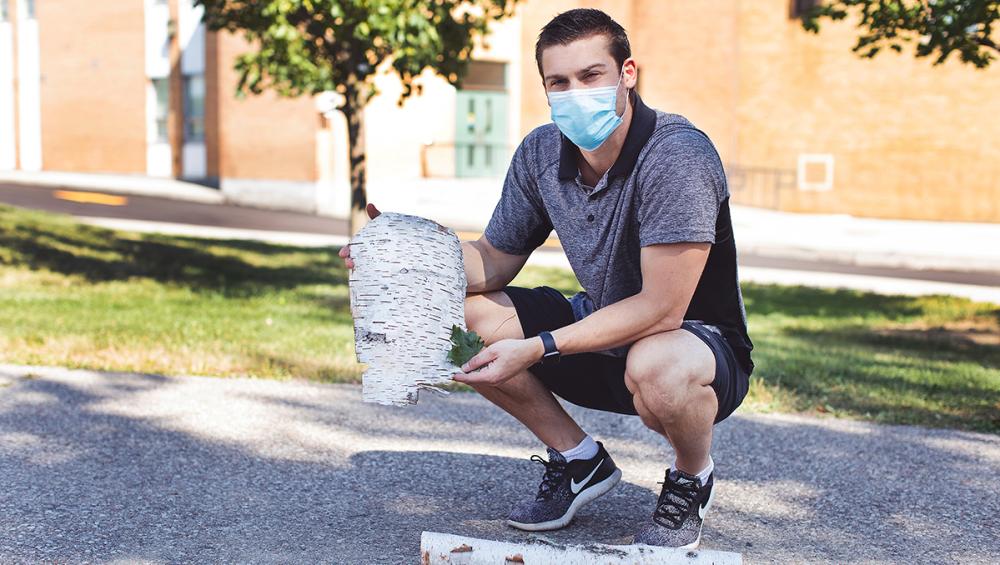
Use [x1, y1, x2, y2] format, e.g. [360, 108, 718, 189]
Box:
[549, 292, 683, 356]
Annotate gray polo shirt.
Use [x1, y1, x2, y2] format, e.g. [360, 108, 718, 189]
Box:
[483, 92, 754, 375]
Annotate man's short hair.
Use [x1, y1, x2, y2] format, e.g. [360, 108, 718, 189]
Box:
[534, 8, 632, 77]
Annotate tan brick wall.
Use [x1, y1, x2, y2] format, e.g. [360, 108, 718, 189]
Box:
[517, 0, 1000, 222]
[214, 30, 319, 182]
[736, 0, 1000, 222]
[630, 0, 739, 161]
[37, 0, 147, 174]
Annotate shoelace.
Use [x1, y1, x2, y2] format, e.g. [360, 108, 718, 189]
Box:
[530, 454, 567, 501]
[651, 472, 701, 529]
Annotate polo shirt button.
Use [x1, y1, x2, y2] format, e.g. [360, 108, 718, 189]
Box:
[587, 214, 595, 222]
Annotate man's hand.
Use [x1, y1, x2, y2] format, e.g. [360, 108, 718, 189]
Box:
[453, 337, 545, 386]
[338, 203, 381, 270]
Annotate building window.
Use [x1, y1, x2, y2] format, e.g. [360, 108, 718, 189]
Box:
[26, 0, 36, 20]
[183, 75, 205, 142]
[152, 78, 169, 143]
[1, 0, 9, 22]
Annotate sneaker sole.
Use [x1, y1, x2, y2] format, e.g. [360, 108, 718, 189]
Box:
[506, 467, 623, 531]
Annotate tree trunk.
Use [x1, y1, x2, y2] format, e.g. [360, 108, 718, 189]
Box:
[341, 85, 370, 237]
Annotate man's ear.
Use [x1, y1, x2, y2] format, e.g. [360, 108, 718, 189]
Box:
[623, 58, 638, 90]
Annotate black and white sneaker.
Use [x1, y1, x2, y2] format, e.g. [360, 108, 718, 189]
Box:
[506, 441, 621, 531]
[632, 467, 715, 549]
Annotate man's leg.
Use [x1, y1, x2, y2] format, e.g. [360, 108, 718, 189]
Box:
[624, 328, 717, 474]
[625, 327, 720, 549]
[463, 291, 585, 452]
[464, 290, 622, 532]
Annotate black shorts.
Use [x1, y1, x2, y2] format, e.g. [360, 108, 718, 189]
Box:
[502, 285, 749, 424]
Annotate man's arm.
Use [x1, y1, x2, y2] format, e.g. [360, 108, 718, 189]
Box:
[548, 241, 709, 355]
[463, 236, 531, 295]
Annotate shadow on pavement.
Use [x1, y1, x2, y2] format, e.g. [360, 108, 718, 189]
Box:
[1, 369, 998, 563]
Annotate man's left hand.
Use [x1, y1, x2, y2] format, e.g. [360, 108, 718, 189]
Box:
[453, 337, 543, 386]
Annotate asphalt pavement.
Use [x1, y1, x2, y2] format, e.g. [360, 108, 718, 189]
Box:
[0, 182, 346, 237]
[2, 365, 998, 564]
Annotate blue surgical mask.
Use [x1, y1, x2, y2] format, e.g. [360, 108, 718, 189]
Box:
[547, 70, 625, 151]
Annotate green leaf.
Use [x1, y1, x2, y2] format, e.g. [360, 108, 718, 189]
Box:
[448, 324, 485, 367]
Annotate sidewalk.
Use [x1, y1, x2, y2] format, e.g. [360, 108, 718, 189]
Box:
[5, 171, 999, 277]
[2, 364, 998, 563]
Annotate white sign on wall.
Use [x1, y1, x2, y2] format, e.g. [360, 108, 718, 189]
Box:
[797, 153, 835, 192]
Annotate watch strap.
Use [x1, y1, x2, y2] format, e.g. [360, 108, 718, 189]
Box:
[538, 331, 560, 364]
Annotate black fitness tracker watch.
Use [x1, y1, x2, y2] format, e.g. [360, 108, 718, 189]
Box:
[538, 331, 561, 365]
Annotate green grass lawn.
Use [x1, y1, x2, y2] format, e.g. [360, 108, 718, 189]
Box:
[2, 204, 998, 432]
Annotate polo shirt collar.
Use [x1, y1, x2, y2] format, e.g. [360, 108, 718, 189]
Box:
[557, 89, 658, 182]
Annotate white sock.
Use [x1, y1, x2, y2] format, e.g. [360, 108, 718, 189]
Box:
[674, 455, 714, 485]
[559, 434, 599, 462]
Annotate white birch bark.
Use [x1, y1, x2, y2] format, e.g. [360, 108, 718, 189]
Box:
[348, 212, 467, 406]
[420, 531, 744, 565]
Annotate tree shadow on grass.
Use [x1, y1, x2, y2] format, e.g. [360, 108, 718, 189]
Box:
[752, 324, 1000, 432]
[741, 282, 926, 320]
[0, 208, 349, 296]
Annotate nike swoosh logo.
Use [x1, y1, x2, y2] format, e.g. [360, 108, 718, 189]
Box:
[570, 458, 604, 494]
[698, 495, 710, 520]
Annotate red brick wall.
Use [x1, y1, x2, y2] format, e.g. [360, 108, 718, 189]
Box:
[37, 0, 147, 174]
[213, 30, 319, 182]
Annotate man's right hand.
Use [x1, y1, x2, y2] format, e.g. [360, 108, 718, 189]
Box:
[338, 203, 381, 270]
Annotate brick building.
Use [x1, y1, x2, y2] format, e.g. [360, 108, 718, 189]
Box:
[2, 0, 998, 222]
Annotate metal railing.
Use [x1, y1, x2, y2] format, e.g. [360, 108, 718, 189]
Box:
[725, 164, 798, 210]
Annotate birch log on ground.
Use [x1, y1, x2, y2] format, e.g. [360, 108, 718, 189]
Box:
[420, 531, 743, 565]
[348, 212, 467, 406]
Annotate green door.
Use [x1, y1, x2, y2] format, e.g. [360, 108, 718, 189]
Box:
[455, 90, 508, 178]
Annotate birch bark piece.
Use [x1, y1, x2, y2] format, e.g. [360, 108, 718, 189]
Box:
[348, 212, 467, 406]
[420, 531, 744, 565]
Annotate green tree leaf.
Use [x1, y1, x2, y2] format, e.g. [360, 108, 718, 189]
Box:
[448, 324, 485, 367]
[799, 0, 999, 68]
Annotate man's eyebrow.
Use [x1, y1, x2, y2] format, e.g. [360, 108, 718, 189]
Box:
[543, 63, 608, 82]
[576, 63, 607, 75]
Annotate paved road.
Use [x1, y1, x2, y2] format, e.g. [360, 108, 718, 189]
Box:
[4, 181, 998, 289]
[0, 182, 347, 237]
[1, 365, 998, 564]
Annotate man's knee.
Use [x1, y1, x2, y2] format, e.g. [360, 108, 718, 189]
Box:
[624, 331, 715, 422]
[464, 291, 524, 344]
[625, 331, 713, 390]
